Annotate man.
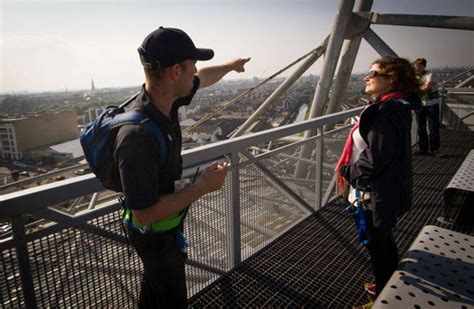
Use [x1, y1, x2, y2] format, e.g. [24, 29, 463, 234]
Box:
[413, 58, 442, 157]
[114, 27, 250, 308]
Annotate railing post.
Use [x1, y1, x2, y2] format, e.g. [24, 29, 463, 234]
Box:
[440, 89, 446, 125]
[229, 152, 241, 267]
[11, 215, 37, 309]
[315, 128, 324, 210]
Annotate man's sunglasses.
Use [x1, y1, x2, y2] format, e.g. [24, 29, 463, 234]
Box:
[365, 70, 387, 78]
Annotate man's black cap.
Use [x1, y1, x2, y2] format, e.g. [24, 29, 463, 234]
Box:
[138, 27, 214, 70]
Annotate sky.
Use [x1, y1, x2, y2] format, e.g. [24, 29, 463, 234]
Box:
[0, 0, 473, 93]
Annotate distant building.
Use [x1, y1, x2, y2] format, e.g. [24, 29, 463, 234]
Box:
[0, 111, 79, 160]
[182, 125, 222, 143]
[46, 138, 84, 162]
[86, 107, 105, 124]
[91, 78, 96, 92]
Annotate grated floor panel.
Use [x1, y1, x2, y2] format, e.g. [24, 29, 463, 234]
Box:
[189, 128, 474, 308]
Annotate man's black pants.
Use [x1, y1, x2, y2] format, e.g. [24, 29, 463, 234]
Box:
[416, 104, 441, 153]
[365, 211, 399, 296]
[127, 227, 187, 308]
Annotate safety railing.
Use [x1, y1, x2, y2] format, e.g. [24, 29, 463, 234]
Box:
[1, 106, 367, 307]
[441, 88, 474, 131]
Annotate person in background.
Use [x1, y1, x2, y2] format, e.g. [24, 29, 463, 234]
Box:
[413, 58, 442, 157]
[336, 56, 419, 309]
[115, 26, 250, 308]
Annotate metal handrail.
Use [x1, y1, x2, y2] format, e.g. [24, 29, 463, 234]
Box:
[0, 106, 363, 218]
[0, 105, 362, 308]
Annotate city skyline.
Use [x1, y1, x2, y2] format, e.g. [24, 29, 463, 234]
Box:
[1, 0, 473, 93]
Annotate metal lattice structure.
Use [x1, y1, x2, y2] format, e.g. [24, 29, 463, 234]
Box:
[1, 107, 364, 307]
[1, 0, 473, 307]
[189, 128, 474, 307]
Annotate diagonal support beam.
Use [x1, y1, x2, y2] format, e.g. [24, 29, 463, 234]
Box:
[363, 27, 398, 57]
[33, 207, 127, 245]
[241, 149, 315, 214]
[231, 36, 330, 138]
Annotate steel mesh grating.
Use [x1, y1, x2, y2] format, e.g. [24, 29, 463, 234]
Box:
[1, 128, 472, 307]
[6, 211, 142, 308]
[184, 171, 234, 296]
[189, 128, 474, 307]
[0, 248, 24, 308]
[239, 162, 309, 260]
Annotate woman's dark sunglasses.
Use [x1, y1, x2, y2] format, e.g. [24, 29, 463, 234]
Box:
[365, 70, 387, 78]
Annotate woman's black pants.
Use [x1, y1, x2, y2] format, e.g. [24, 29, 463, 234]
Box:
[365, 211, 399, 296]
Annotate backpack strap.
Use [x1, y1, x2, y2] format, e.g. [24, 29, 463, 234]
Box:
[119, 92, 140, 109]
[142, 118, 167, 168]
[111, 112, 167, 167]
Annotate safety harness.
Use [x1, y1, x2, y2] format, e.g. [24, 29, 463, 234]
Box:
[121, 168, 200, 251]
[121, 201, 189, 250]
[345, 179, 372, 246]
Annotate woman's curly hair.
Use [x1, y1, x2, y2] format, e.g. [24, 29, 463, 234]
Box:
[372, 56, 421, 98]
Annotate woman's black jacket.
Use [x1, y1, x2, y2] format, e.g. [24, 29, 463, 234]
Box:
[339, 97, 413, 229]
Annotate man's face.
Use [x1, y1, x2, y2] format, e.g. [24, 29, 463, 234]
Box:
[177, 59, 197, 97]
[414, 63, 425, 76]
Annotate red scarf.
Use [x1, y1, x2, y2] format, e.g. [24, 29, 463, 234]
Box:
[334, 92, 406, 192]
[335, 122, 359, 192]
[379, 92, 406, 102]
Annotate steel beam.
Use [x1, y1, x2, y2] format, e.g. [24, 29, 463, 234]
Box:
[363, 27, 398, 57]
[32, 207, 127, 245]
[88, 192, 100, 210]
[231, 36, 330, 138]
[241, 149, 315, 215]
[440, 69, 473, 87]
[295, 0, 355, 178]
[322, 174, 337, 206]
[307, 0, 356, 120]
[325, 0, 374, 131]
[368, 13, 474, 30]
[455, 75, 474, 88]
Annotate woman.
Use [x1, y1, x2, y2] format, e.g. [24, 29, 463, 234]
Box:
[336, 56, 419, 307]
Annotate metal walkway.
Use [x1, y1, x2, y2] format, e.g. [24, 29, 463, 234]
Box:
[189, 128, 474, 308]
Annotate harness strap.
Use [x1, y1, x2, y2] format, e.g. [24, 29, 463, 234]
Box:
[122, 207, 184, 233]
[346, 181, 372, 246]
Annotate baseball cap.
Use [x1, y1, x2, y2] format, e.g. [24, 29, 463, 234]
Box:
[138, 27, 214, 70]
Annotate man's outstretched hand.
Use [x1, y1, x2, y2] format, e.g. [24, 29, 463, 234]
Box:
[228, 58, 251, 73]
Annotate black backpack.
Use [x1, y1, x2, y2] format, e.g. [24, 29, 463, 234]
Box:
[80, 94, 167, 192]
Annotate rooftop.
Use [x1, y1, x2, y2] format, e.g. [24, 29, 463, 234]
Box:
[48, 138, 83, 159]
